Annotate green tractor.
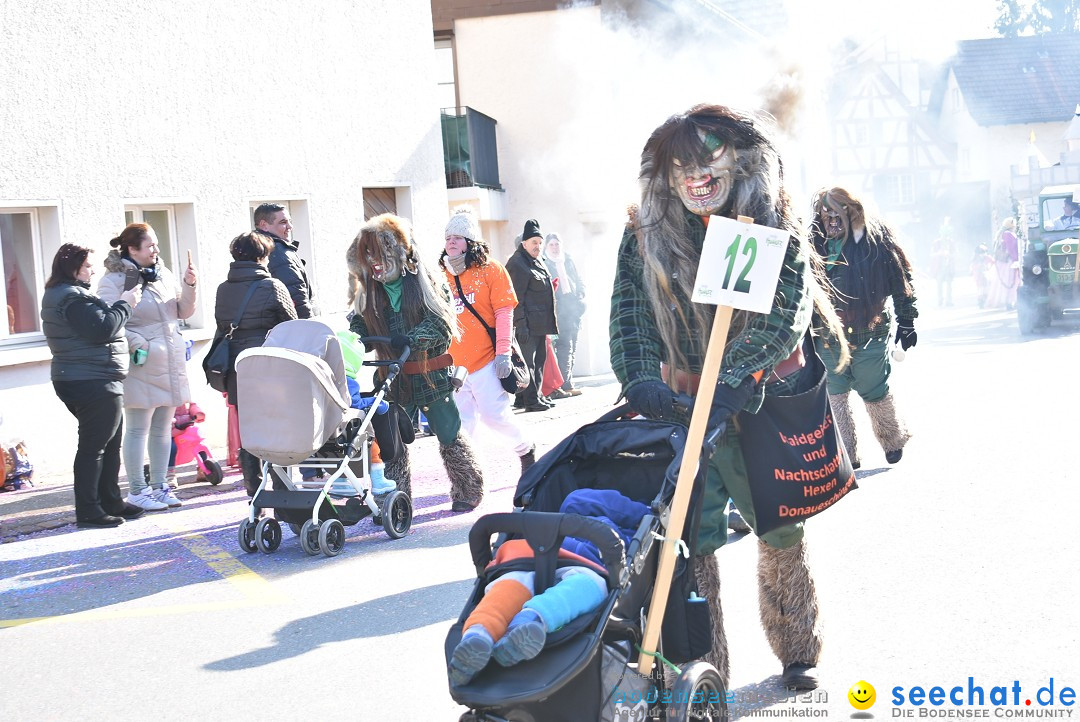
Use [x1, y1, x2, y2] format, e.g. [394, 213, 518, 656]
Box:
[1017, 185, 1080, 334]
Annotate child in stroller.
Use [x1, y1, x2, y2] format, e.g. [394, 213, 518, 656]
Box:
[448, 489, 649, 686]
[234, 319, 414, 557]
[447, 408, 728, 722]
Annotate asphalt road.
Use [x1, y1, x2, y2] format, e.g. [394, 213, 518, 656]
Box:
[2, 278, 1077, 721]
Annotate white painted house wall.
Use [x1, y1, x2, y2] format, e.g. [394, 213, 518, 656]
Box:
[0, 0, 447, 475]
[451, 6, 645, 381]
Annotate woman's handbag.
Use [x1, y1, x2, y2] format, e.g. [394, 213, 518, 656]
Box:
[736, 334, 857, 535]
[202, 281, 262, 393]
[453, 276, 530, 394]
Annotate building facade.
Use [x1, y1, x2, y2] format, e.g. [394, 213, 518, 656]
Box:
[0, 1, 447, 475]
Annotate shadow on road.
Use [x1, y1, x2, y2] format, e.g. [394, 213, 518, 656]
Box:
[203, 577, 474, 671]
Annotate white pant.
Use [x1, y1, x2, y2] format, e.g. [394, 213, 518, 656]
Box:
[456, 360, 532, 456]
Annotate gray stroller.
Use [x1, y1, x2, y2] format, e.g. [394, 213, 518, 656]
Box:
[234, 319, 412, 557]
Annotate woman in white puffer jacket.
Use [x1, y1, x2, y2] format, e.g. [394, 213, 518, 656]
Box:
[97, 223, 197, 511]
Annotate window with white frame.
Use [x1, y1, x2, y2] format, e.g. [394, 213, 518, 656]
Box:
[124, 205, 178, 272]
[0, 209, 45, 341]
[881, 174, 915, 205]
[851, 123, 869, 146]
[435, 37, 457, 111]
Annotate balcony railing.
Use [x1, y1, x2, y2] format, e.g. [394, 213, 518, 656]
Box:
[440, 107, 502, 190]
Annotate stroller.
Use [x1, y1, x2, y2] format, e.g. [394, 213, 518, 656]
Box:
[446, 405, 728, 722]
[233, 319, 413, 557]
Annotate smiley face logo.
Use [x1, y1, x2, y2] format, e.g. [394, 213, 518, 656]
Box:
[848, 681, 876, 710]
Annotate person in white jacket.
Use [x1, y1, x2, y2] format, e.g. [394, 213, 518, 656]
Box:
[97, 223, 197, 511]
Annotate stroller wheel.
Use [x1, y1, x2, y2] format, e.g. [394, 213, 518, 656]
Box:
[255, 517, 282, 553]
[201, 454, 223, 486]
[236, 518, 258, 554]
[299, 519, 320, 556]
[318, 519, 346, 557]
[381, 491, 413, 540]
[287, 523, 302, 537]
[667, 661, 728, 722]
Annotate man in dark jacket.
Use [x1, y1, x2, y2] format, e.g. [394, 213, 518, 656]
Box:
[505, 219, 558, 412]
[254, 203, 314, 318]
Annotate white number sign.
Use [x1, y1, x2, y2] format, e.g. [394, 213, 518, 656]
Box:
[691, 216, 789, 313]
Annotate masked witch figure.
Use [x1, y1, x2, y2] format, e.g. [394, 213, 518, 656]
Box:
[346, 214, 486, 512]
[610, 104, 850, 690]
[809, 187, 917, 468]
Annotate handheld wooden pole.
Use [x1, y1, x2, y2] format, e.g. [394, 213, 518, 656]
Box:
[635, 214, 751, 676]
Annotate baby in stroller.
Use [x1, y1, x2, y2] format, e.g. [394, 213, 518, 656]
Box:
[234, 319, 414, 557]
[449, 489, 649, 685]
[447, 408, 728, 722]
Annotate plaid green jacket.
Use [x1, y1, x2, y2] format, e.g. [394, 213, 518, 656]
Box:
[609, 213, 813, 414]
[349, 287, 454, 409]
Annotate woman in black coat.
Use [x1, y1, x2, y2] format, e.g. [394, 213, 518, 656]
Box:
[212, 231, 297, 494]
[41, 243, 145, 527]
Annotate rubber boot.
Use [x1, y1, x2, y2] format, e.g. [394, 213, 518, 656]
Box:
[238, 448, 261, 497]
[864, 392, 910, 464]
[441, 434, 485, 512]
[757, 539, 823, 690]
[829, 392, 860, 470]
[519, 444, 537, 477]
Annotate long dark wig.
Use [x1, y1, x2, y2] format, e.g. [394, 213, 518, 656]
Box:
[637, 103, 849, 377]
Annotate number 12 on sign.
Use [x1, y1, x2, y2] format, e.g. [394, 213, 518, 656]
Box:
[692, 215, 789, 313]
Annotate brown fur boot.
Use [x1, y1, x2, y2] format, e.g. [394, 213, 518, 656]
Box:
[441, 434, 485, 512]
[829, 392, 860, 469]
[694, 552, 730, 689]
[383, 444, 412, 498]
[864, 392, 911, 463]
[757, 539, 823, 690]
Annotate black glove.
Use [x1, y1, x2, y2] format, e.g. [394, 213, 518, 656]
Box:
[389, 334, 411, 353]
[625, 380, 676, 420]
[895, 322, 917, 351]
[708, 379, 757, 431]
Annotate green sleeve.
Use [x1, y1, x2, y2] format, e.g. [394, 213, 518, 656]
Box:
[717, 236, 812, 390]
[608, 228, 665, 393]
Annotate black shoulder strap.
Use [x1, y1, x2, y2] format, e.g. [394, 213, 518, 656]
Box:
[226, 280, 264, 338]
[453, 274, 497, 347]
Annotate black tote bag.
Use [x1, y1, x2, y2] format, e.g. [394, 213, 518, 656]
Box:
[737, 335, 857, 535]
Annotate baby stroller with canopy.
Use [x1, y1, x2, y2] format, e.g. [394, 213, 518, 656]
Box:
[446, 404, 729, 722]
[233, 319, 413, 558]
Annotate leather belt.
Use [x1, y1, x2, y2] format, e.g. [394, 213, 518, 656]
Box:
[402, 352, 454, 375]
[661, 344, 805, 395]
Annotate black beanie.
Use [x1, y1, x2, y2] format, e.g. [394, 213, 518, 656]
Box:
[522, 219, 542, 241]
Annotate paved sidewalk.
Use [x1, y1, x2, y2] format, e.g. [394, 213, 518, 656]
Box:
[0, 461, 244, 542]
[1, 374, 621, 542]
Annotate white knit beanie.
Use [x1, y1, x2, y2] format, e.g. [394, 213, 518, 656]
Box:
[445, 208, 481, 242]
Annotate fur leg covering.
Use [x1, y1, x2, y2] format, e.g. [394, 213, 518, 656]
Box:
[757, 539, 823, 668]
[864, 392, 911, 454]
[383, 443, 412, 498]
[829, 392, 859, 467]
[694, 553, 730, 689]
[440, 434, 485, 508]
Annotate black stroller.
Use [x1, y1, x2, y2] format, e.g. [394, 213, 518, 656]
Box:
[445, 406, 729, 722]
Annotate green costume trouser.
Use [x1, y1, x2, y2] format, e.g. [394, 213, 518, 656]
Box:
[402, 394, 461, 446]
[815, 335, 891, 402]
[697, 426, 804, 556]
